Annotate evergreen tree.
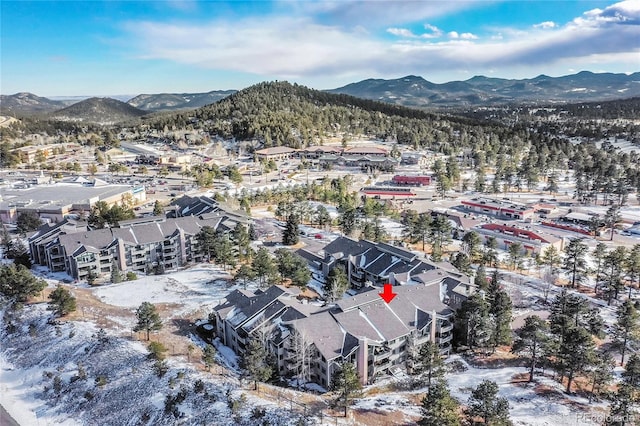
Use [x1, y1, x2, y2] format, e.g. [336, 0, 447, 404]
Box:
[474, 265, 489, 290]
[47, 285, 77, 317]
[282, 214, 300, 246]
[563, 238, 589, 288]
[153, 200, 164, 216]
[456, 293, 491, 352]
[604, 204, 622, 241]
[234, 264, 256, 289]
[540, 245, 562, 275]
[240, 337, 273, 390]
[133, 302, 163, 341]
[487, 274, 513, 351]
[603, 246, 627, 304]
[324, 266, 349, 302]
[202, 344, 216, 372]
[507, 242, 524, 271]
[252, 247, 278, 287]
[559, 326, 596, 393]
[110, 261, 123, 284]
[0, 264, 47, 306]
[338, 208, 357, 236]
[418, 380, 461, 426]
[314, 205, 331, 228]
[331, 362, 362, 417]
[248, 222, 258, 241]
[592, 242, 608, 285]
[613, 299, 640, 366]
[429, 214, 451, 261]
[414, 341, 446, 389]
[195, 226, 217, 261]
[462, 231, 482, 263]
[512, 315, 550, 382]
[451, 252, 473, 275]
[15, 211, 42, 234]
[465, 380, 511, 426]
[587, 352, 614, 401]
[274, 248, 311, 288]
[622, 354, 640, 388]
[604, 383, 636, 426]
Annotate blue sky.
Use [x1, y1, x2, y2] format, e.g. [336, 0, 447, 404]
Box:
[1, 0, 638, 96]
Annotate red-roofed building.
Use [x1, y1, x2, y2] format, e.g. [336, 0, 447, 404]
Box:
[461, 198, 535, 220]
[475, 223, 563, 255]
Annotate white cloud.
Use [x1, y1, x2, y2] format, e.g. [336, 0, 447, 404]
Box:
[533, 21, 556, 29]
[122, 1, 640, 84]
[387, 27, 417, 37]
[422, 24, 443, 38]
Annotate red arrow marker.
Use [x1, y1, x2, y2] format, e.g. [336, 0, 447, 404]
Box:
[379, 283, 397, 304]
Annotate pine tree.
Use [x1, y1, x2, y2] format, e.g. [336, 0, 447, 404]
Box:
[252, 247, 278, 287]
[487, 272, 513, 351]
[110, 260, 123, 283]
[512, 315, 549, 382]
[202, 344, 216, 372]
[418, 380, 461, 426]
[614, 299, 640, 366]
[234, 264, 256, 289]
[0, 264, 47, 306]
[240, 337, 273, 390]
[456, 293, 491, 353]
[559, 326, 596, 393]
[153, 200, 164, 216]
[414, 342, 446, 389]
[133, 302, 163, 341]
[282, 214, 300, 246]
[465, 380, 511, 426]
[331, 362, 362, 417]
[604, 383, 635, 426]
[48, 285, 77, 317]
[324, 266, 349, 302]
[563, 238, 589, 288]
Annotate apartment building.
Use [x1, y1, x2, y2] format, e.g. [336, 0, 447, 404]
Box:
[211, 279, 462, 388]
[29, 213, 243, 280]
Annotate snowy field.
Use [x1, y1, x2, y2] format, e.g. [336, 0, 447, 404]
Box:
[1, 255, 631, 425]
[93, 264, 234, 314]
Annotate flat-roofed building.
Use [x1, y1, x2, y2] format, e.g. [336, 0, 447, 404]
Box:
[461, 197, 535, 220]
[0, 181, 146, 224]
[475, 223, 563, 255]
[255, 146, 297, 161]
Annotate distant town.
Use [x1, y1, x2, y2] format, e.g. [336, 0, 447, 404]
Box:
[1, 79, 640, 425]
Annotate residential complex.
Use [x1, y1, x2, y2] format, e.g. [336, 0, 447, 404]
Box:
[29, 211, 247, 281]
[212, 237, 474, 387]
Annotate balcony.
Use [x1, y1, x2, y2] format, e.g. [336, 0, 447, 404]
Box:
[414, 334, 431, 346]
[373, 350, 391, 362]
[373, 359, 391, 371]
[438, 321, 453, 333]
[439, 343, 452, 355]
[437, 333, 453, 344]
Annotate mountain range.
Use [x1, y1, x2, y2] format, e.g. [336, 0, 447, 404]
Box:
[1, 71, 638, 118]
[50, 97, 148, 125]
[327, 71, 640, 108]
[127, 90, 236, 111]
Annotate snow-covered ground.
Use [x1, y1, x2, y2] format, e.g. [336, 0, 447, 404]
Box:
[93, 264, 234, 314]
[1, 257, 629, 425]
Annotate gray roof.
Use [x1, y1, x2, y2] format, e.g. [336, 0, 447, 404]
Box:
[322, 236, 374, 259]
[0, 183, 135, 212]
[291, 313, 346, 362]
